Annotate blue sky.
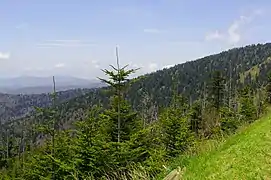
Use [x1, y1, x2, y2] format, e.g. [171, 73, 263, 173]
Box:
[0, 0, 270, 79]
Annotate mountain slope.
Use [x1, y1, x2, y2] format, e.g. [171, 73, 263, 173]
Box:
[162, 109, 271, 179]
[4, 43, 271, 130]
[128, 43, 271, 108]
[0, 88, 93, 123]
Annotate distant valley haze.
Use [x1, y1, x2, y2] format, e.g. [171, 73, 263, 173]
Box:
[0, 75, 104, 94]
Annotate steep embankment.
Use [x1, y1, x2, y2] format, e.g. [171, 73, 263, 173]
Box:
[163, 110, 271, 179]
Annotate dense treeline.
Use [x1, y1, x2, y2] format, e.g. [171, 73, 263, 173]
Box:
[0, 43, 271, 179]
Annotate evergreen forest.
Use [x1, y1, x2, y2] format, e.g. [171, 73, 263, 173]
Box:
[1, 43, 271, 179]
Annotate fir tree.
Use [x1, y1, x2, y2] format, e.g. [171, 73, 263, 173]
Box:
[98, 47, 139, 142]
[239, 86, 257, 123]
[189, 100, 202, 136]
[209, 71, 225, 111]
[159, 100, 194, 158]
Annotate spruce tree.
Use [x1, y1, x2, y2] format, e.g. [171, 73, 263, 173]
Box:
[209, 71, 225, 111]
[159, 91, 194, 158]
[190, 100, 202, 136]
[159, 106, 193, 158]
[98, 47, 139, 142]
[239, 86, 257, 123]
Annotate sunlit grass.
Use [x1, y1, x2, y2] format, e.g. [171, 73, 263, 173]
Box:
[160, 110, 271, 179]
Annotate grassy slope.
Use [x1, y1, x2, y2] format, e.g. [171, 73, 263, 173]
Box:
[162, 111, 271, 180]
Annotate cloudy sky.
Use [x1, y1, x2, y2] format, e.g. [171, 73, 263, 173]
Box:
[0, 0, 270, 79]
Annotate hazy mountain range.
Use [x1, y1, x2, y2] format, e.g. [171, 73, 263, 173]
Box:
[0, 76, 104, 94]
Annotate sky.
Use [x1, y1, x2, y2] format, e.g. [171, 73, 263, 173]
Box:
[0, 0, 270, 79]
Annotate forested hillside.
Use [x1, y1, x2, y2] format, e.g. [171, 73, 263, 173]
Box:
[0, 88, 92, 123]
[0, 43, 269, 125]
[1, 43, 271, 179]
[128, 43, 271, 107]
[6, 43, 271, 128]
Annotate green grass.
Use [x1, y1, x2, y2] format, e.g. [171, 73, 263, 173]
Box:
[160, 111, 271, 180]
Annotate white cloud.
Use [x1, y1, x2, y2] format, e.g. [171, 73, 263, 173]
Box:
[228, 9, 264, 44]
[54, 63, 65, 68]
[127, 62, 159, 73]
[91, 60, 98, 64]
[91, 60, 100, 68]
[148, 63, 158, 72]
[144, 28, 162, 34]
[0, 52, 10, 60]
[228, 20, 241, 44]
[205, 9, 264, 45]
[36, 40, 96, 47]
[81, 59, 100, 69]
[205, 30, 224, 41]
[127, 62, 142, 69]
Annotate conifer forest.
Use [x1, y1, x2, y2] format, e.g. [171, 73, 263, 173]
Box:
[1, 43, 271, 179]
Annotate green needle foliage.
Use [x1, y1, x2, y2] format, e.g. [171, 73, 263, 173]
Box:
[98, 47, 139, 143]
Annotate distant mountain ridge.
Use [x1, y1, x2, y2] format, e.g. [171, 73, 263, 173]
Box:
[0, 76, 105, 94]
[0, 88, 95, 123]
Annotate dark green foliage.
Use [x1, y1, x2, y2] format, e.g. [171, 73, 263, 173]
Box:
[220, 107, 240, 134]
[22, 131, 76, 180]
[189, 101, 202, 135]
[73, 107, 113, 178]
[104, 97, 138, 142]
[200, 106, 221, 138]
[239, 87, 257, 123]
[159, 106, 194, 158]
[209, 71, 225, 110]
[128, 124, 166, 174]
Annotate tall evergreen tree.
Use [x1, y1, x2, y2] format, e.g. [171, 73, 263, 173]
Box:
[190, 100, 202, 136]
[239, 86, 257, 122]
[209, 71, 225, 111]
[98, 47, 139, 142]
[159, 106, 194, 158]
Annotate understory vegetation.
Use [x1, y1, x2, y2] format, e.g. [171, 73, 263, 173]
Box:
[1, 44, 271, 179]
[159, 107, 271, 179]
